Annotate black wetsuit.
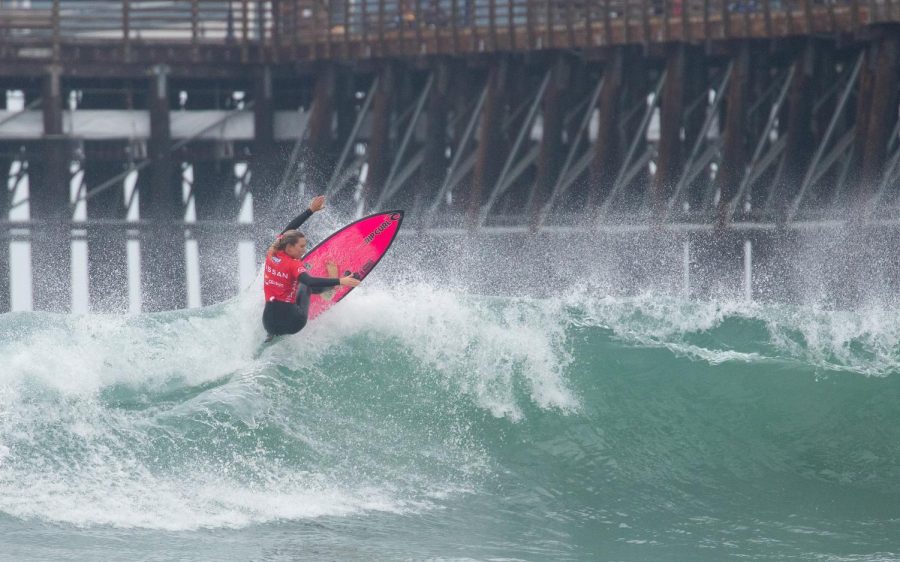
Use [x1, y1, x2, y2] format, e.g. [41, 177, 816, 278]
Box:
[261, 209, 340, 336]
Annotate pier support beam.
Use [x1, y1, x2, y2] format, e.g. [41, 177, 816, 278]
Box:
[652, 45, 693, 220]
[193, 160, 239, 305]
[771, 40, 816, 221]
[84, 159, 129, 312]
[250, 66, 281, 223]
[716, 43, 752, 228]
[334, 72, 357, 165]
[29, 67, 72, 311]
[416, 60, 451, 217]
[139, 65, 186, 311]
[304, 64, 337, 186]
[683, 56, 708, 157]
[0, 139, 10, 313]
[847, 46, 877, 207]
[469, 60, 507, 226]
[588, 48, 627, 210]
[528, 56, 568, 228]
[854, 29, 900, 214]
[0, 83, 10, 311]
[364, 64, 395, 213]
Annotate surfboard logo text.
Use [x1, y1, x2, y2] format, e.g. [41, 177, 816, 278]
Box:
[364, 216, 395, 244]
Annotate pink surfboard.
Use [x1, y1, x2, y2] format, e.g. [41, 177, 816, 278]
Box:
[301, 210, 404, 322]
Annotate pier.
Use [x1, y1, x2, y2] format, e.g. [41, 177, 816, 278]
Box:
[1, 0, 899, 310]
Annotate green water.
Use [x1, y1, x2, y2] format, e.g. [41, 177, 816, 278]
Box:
[2, 285, 900, 560]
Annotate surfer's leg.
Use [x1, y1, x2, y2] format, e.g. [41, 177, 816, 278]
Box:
[262, 302, 277, 335]
[263, 301, 289, 338]
[263, 300, 305, 337]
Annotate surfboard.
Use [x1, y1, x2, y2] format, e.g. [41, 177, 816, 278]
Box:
[301, 210, 404, 322]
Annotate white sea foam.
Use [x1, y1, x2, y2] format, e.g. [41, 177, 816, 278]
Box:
[0, 304, 262, 397]
[274, 283, 580, 420]
[0, 274, 578, 529]
[0, 460, 422, 530]
[0, 351, 462, 530]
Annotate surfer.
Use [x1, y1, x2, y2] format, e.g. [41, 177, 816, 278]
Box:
[262, 195, 360, 340]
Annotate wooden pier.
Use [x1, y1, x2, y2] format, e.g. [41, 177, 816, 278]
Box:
[0, 0, 899, 310]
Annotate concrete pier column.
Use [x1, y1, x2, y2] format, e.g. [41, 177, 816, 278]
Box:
[83, 158, 129, 312]
[139, 65, 187, 311]
[363, 64, 395, 213]
[78, 86, 132, 312]
[192, 160, 240, 305]
[29, 67, 73, 311]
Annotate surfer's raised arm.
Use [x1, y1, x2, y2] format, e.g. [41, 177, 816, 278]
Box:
[280, 195, 326, 235]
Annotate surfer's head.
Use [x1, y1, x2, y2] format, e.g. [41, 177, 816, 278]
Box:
[269, 230, 307, 258]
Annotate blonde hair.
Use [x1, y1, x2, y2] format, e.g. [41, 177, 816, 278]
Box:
[268, 230, 305, 258]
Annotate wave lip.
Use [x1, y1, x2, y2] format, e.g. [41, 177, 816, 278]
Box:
[569, 292, 900, 376]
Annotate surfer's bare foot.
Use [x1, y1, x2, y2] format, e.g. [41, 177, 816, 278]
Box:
[264, 334, 275, 343]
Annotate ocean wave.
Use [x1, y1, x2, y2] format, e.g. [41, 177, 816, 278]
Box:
[564, 291, 900, 376]
[3, 282, 900, 532]
[0, 282, 575, 529]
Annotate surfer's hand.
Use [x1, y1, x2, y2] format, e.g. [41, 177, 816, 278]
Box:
[308, 195, 326, 213]
[339, 276, 361, 287]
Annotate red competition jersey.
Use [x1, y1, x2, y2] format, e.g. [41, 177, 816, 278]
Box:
[263, 250, 304, 303]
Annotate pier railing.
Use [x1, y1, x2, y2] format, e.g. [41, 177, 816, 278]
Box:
[0, 0, 896, 63]
[0, 1, 273, 46]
